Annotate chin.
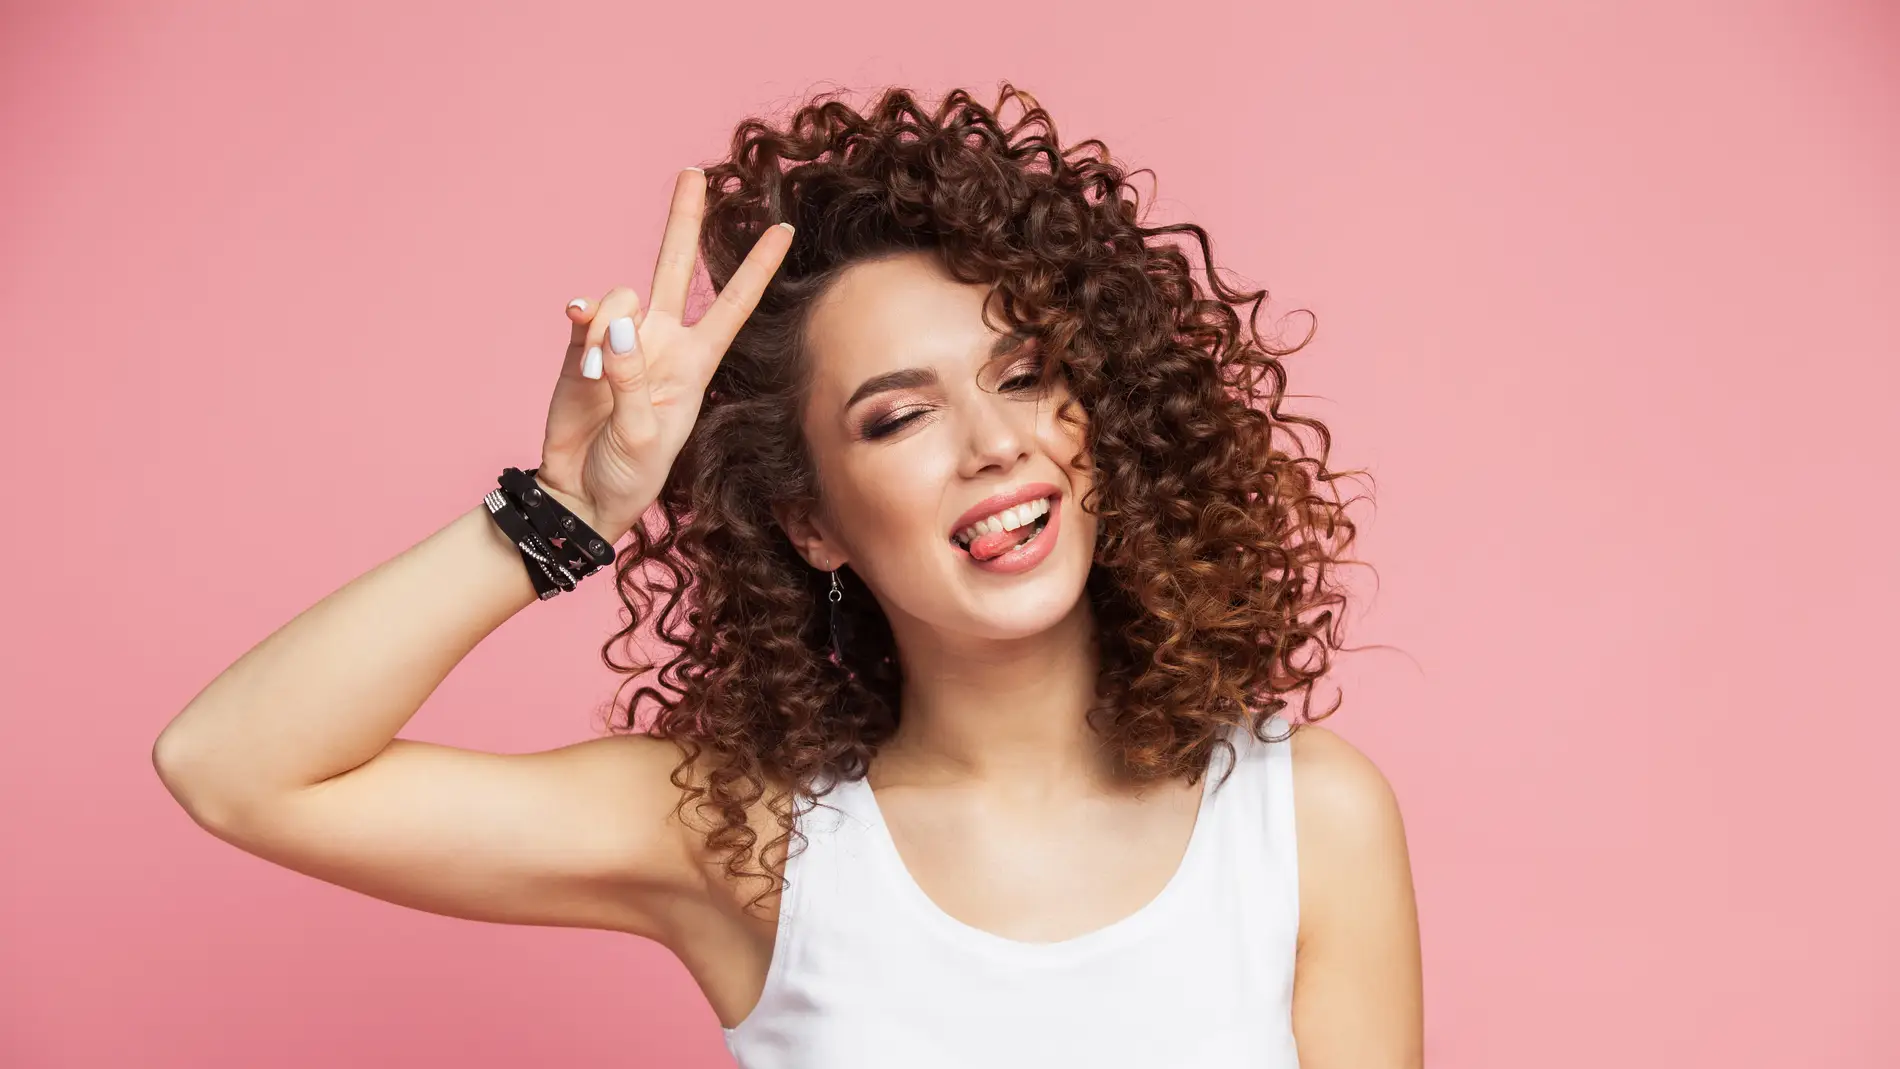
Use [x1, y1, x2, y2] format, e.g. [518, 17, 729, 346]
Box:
[952, 550, 1094, 641]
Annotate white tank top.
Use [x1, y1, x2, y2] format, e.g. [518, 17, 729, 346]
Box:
[721, 715, 1301, 1068]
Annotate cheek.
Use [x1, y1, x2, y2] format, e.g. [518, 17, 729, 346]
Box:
[833, 452, 954, 547]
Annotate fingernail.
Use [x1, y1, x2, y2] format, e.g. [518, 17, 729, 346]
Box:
[608, 316, 636, 354]
[567, 297, 588, 314]
[582, 345, 603, 379]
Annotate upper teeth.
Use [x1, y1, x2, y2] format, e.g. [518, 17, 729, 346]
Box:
[954, 496, 1052, 547]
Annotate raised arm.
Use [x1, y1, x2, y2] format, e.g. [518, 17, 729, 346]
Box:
[151, 167, 795, 940]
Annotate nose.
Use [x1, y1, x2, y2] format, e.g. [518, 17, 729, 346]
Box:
[955, 391, 1032, 478]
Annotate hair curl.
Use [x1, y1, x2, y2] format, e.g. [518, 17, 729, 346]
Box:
[600, 83, 1373, 913]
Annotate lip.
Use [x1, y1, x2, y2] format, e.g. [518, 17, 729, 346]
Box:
[947, 482, 1061, 540]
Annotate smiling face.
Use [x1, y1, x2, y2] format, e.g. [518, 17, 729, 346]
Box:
[776, 250, 1098, 643]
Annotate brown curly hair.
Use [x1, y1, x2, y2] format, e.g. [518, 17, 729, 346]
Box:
[600, 83, 1372, 913]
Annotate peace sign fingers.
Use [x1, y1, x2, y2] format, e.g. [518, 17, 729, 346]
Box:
[691, 221, 796, 356]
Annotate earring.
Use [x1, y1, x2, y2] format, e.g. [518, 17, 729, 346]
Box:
[827, 567, 848, 664]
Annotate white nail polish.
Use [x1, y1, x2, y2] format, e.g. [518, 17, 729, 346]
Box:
[609, 316, 636, 354]
[582, 345, 603, 379]
[567, 297, 588, 313]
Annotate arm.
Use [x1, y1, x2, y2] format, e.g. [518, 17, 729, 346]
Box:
[1289, 724, 1426, 1067]
[151, 500, 705, 938]
[152, 167, 796, 942]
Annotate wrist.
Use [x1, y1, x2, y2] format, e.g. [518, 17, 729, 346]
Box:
[530, 475, 629, 549]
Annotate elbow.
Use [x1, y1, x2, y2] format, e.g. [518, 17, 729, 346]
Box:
[151, 725, 246, 832]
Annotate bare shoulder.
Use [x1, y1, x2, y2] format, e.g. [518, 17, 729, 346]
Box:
[1285, 723, 1411, 910]
[559, 731, 792, 950]
[608, 734, 792, 903]
[1286, 722, 1408, 848]
[588, 731, 787, 868]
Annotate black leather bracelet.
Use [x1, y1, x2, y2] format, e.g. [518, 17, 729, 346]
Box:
[483, 487, 569, 599]
[484, 467, 617, 599]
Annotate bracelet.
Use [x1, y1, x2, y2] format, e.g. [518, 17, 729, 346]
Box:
[483, 467, 617, 600]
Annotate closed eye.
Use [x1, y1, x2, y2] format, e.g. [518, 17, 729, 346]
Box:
[863, 409, 931, 439]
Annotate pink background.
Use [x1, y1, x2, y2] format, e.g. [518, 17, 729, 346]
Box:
[2, 1, 1895, 1065]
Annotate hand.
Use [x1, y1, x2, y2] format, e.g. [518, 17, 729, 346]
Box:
[533, 167, 793, 545]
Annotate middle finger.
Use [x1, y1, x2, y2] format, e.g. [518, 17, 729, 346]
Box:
[648, 167, 707, 318]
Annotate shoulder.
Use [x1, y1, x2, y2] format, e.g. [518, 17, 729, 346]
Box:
[1280, 722, 1426, 1061]
[581, 732, 794, 929]
[589, 732, 790, 850]
[1282, 720, 1415, 934]
[1285, 721, 1406, 843]
[595, 733, 794, 890]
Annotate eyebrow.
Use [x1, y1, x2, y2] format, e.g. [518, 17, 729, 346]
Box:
[843, 332, 1032, 411]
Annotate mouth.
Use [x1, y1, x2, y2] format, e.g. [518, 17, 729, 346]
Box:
[949, 493, 1058, 559]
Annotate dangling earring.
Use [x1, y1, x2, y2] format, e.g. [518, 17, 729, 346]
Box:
[827, 567, 848, 663]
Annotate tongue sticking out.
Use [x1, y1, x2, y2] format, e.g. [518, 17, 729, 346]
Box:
[969, 522, 1037, 562]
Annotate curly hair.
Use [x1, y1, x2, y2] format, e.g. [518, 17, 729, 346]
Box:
[599, 83, 1372, 913]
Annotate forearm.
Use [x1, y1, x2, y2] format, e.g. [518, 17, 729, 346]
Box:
[153, 500, 543, 821]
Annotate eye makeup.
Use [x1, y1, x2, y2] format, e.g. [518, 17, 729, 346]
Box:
[862, 407, 932, 440]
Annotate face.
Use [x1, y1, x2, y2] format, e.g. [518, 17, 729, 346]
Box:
[778, 251, 1097, 643]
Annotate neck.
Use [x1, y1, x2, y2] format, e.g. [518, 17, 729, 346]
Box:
[877, 593, 1122, 797]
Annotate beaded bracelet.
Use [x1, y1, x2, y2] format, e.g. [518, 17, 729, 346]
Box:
[482, 467, 617, 600]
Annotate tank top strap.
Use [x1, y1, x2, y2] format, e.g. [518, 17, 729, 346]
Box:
[1210, 712, 1300, 936]
[721, 771, 880, 1044]
[777, 769, 878, 924]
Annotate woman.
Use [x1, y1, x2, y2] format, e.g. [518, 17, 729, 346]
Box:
[154, 84, 1422, 1067]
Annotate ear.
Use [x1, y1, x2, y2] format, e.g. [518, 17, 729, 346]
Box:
[771, 499, 848, 572]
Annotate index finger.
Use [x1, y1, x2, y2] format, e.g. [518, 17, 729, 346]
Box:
[691, 222, 795, 353]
